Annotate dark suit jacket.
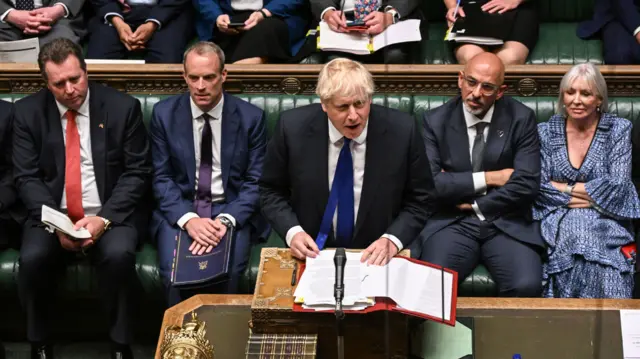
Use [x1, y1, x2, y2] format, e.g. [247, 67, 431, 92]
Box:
[310, 0, 421, 20]
[259, 103, 433, 249]
[577, 0, 640, 39]
[91, 0, 189, 26]
[149, 92, 268, 236]
[420, 96, 543, 248]
[0, 100, 16, 214]
[12, 82, 152, 232]
[194, 0, 309, 56]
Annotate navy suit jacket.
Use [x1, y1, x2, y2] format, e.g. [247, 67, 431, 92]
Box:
[149, 92, 268, 238]
[92, 0, 190, 26]
[193, 0, 310, 56]
[578, 0, 640, 38]
[420, 96, 543, 249]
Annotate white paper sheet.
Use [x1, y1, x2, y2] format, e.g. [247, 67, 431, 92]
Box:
[620, 310, 640, 359]
[372, 19, 422, 52]
[41, 205, 92, 239]
[0, 38, 39, 63]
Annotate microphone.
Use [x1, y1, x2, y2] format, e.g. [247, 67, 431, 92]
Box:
[333, 248, 346, 313]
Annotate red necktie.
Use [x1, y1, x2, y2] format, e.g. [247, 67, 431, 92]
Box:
[65, 110, 84, 223]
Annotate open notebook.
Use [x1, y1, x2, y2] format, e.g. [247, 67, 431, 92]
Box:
[318, 19, 422, 55]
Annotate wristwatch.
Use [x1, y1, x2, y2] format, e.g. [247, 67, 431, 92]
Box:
[218, 216, 235, 229]
[563, 184, 575, 195]
[386, 8, 400, 24]
[101, 217, 112, 230]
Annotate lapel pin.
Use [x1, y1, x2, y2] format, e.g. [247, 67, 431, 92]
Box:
[498, 130, 504, 138]
[99, 123, 104, 129]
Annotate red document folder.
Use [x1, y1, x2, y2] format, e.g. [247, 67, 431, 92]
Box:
[292, 256, 458, 326]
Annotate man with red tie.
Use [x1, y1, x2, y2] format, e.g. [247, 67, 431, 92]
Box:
[12, 38, 151, 359]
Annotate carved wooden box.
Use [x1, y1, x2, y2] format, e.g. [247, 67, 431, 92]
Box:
[250, 248, 409, 359]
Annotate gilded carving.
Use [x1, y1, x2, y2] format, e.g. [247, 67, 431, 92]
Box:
[160, 312, 214, 359]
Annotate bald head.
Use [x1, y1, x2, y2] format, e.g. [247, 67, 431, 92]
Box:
[464, 52, 505, 85]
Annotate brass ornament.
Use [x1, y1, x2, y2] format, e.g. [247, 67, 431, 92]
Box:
[160, 312, 214, 359]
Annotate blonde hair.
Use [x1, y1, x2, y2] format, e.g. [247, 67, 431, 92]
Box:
[316, 58, 374, 102]
[556, 63, 608, 116]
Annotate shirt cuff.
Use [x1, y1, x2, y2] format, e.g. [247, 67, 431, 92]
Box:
[53, 2, 70, 18]
[146, 18, 161, 29]
[105, 12, 123, 25]
[0, 9, 13, 23]
[320, 6, 336, 21]
[472, 201, 486, 221]
[216, 213, 236, 227]
[285, 225, 304, 247]
[382, 233, 403, 252]
[472, 171, 487, 194]
[177, 212, 199, 230]
[634, 26, 640, 36]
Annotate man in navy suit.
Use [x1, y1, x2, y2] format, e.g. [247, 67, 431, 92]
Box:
[578, 0, 640, 64]
[415, 53, 543, 297]
[150, 41, 267, 306]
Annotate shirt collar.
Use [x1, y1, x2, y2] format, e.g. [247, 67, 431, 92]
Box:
[328, 118, 368, 145]
[56, 90, 90, 119]
[190, 95, 224, 120]
[463, 103, 495, 129]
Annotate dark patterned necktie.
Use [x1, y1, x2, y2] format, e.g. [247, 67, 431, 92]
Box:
[15, 0, 35, 11]
[472, 122, 487, 172]
[194, 113, 213, 219]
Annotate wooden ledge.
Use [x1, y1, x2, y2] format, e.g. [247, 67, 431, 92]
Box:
[5, 64, 640, 96]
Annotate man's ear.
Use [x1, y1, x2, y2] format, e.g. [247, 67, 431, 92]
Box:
[495, 84, 508, 100]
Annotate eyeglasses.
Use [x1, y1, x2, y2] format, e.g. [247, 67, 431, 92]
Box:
[461, 72, 500, 96]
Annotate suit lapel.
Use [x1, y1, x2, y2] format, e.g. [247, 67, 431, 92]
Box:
[220, 93, 238, 192]
[447, 101, 473, 171]
[482, 99, 512, 169]
[308, 110, 330, 221]
[46, 92, 65, 202]
[89, 85, 107, 202]
[353, 108, 386, 240]
[177, 93, 196, 189]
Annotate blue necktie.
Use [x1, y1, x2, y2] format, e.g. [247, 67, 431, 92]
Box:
[316, 138, 354, 249]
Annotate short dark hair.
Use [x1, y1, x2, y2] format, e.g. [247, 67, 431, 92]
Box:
[37, 38, 86, 81]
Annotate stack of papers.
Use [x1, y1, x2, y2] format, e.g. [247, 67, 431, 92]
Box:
[293, 250, 456, 322]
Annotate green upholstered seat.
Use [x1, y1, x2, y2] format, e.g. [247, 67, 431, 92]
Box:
[2, 92, 639, 338]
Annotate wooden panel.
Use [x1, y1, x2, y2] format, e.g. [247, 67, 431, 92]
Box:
[5, 64, 640, 96]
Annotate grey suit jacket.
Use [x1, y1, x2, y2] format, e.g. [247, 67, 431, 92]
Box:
[310, 0, 421, 21]
[0, 0, 85, 30]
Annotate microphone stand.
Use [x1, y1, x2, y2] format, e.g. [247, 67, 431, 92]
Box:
[336, 303, 345, 359]
[334, 248, 346, 359]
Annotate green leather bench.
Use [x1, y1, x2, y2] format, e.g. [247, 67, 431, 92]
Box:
[1, 93, 638, 339]
[304, 0, 602, 64]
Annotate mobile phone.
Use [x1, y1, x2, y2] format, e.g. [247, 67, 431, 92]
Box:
[346, 21, 366, 27]
[228, 22, 245, 28]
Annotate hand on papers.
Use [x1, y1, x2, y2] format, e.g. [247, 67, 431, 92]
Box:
[185, 217, 225, 255]
[74, 216, 106, 241]
[360, 237, 398, 266]
[363, 11, 392, 35]
[290, 231, 320, 260]
[323, 9, 347, 33]
[56, 231, 83, 252]
[446, 6, 465, 28]
[481, 0, 523, 14]
[216, 15, 239, 35]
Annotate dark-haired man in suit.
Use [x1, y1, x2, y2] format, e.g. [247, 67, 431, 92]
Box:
[260, 57, 433, 264]
[416, 52, 543, 297]
[310, 0, 424, 64]
[13, 38, 151, 359]
[0, 99, 23, 249]
[578, 0, 640, 64]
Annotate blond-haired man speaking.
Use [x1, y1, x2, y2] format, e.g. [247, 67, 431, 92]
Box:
[259, 58, 434, 265]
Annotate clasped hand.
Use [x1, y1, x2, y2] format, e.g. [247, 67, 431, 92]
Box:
[57, 216, 107, 252]
[184, 217, 226, 256]
[7, 5, 65, 35]
[113, 17, 157, 51]
[290, 232, 398, 266]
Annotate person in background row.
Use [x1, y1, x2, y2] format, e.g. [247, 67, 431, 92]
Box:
[311, 0, 425, 64]
[260, 58, 433, 265]
[445, 0, 538, 65]
[13, 38, 151, 359]
[0, 0, 85, 45]
[86, 0, 194, 63]
[193, 0, 309, 64]
[578, 0, 640, 64]
[534, 63, 640, 298]
[416, 52, 543, 297]
[0, 99, 24, 251]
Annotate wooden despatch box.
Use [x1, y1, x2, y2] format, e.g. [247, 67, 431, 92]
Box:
[250, 248, 410, 359]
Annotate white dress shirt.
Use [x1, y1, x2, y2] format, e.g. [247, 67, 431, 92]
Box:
[231, 0, 263, 11]
[285, 119, 404, 251]
[463, 104, 495, 221]
[1, 1, 69, 23]
[176, 96, 236, 229]
[56, 91, 103, 217]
